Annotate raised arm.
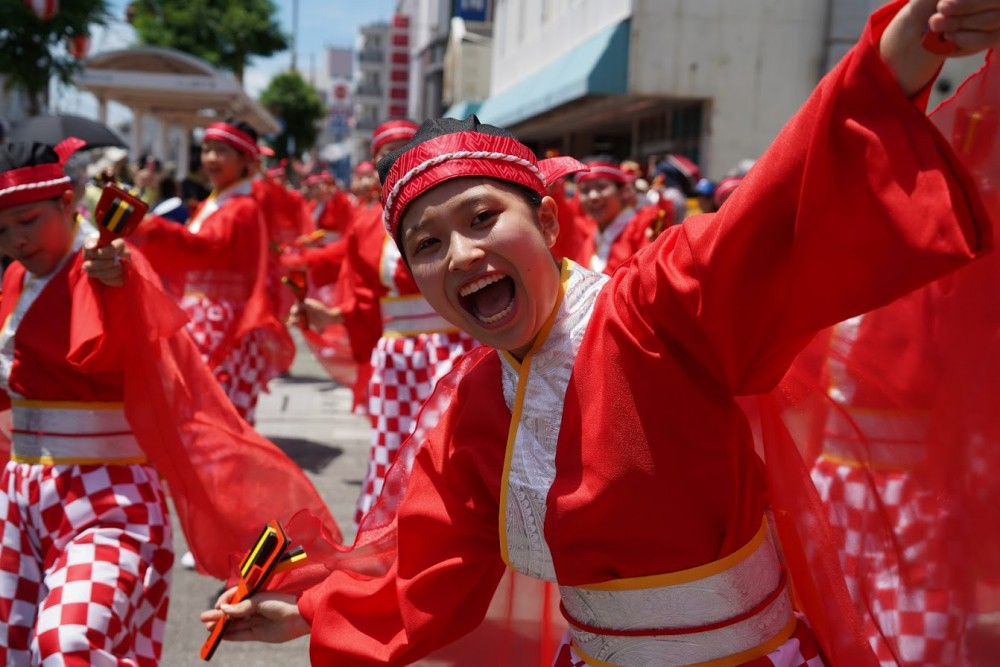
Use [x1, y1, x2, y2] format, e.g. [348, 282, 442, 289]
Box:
[622, 0, 995, 395]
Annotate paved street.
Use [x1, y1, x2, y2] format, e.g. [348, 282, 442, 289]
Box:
[162, 332, 370, 666]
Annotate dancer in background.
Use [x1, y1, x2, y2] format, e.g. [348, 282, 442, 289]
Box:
[135, 119, 294, 425]
[0, 139, 339, 665]
[292, 119, 479, 525]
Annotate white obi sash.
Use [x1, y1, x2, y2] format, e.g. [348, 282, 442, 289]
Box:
[10, 399, 145, 465]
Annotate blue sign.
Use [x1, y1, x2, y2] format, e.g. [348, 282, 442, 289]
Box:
[453, 0, 490, 22]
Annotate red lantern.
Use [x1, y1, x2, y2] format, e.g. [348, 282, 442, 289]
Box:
[24, 0, 59, 21]
[67, 34, 90, 60]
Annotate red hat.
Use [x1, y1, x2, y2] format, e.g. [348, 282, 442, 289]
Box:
[0, 137, 85, 209]
[370, 119, 419, 158]
[576, 160, 628, 185]
[303, 171, 335, 186]
[714, 176, 743, 208]
[379, 117, 586, 243]
[354, 160, 375, 175]
[258, 144, 275, 157]
[204, 122, 259, 158]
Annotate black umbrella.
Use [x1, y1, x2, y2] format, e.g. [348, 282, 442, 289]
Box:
[9, 114, 127, 150]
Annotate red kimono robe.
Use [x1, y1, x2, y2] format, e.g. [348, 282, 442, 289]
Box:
[252, 175, 314, 328]
[0, 232, 340, 665]
[134, 179, 294, 422]
[297, 6, 991, 666]
[556, 205, 658, 274]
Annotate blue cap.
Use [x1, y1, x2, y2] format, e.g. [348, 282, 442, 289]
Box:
[693, 178, 715, 197]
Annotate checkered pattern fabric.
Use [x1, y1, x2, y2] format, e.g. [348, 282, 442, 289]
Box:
[212, 328, 273, 426]
[355, 331, 478, 525]
[550, 618, 824, 666]
[183, 295, 273, 426]
[0, 461, 173, 666]
[812, 458, 966, 666]
[181, 294, 237, 364]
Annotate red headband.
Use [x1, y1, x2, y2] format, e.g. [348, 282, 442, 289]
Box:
[204, 122, 259, 157]
[380, 131, 586, 241]
[0, 137, 86, 209]
[303, 172, 335, 186]
[371, 120, 419, 157]
[576, 161, 628, 185]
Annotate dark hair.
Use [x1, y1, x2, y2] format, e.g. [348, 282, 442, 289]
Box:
[377, 115, 520, 184]
[226, 118, 259, 143]
[0, 141, 59, 173]
[158, 175, 178, 199]
[181, 178, 210, 203]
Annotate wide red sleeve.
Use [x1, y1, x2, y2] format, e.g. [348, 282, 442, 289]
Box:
[119, 250, 340, 579]
[134, 197, 265, 275]
[628, 3, 989, 396]
[303, 236, 349, 288]
[299, 355, 510, 666]
[334, 206, 386, 364]
[604, 206, 656, 275]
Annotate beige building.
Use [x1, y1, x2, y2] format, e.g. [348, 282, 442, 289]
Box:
[450, 0, 982, 179]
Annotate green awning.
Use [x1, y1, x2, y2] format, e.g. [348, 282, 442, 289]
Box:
[476, 19, 630, 128]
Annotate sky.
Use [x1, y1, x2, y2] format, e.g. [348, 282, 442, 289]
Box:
[54, 0, 397, 119]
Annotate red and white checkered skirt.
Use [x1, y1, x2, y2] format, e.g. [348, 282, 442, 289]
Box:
[354, 331, 478, 525]
[551, 617, 824, 667]
[0, 461, 173, 666]
[182, 295, 273, 425]
[811, 457, 966, 666]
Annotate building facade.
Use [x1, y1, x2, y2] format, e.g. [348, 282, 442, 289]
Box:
[352, 15, 412, 163]
[313, 46, 355, 184]
[453, 0, 982, 180]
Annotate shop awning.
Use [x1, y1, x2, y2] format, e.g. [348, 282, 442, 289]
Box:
[475, 19, 629, 129]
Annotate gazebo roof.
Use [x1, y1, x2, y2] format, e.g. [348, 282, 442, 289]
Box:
[76, 46, 279, 134]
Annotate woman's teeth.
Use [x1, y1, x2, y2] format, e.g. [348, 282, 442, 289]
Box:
[477, 301, 513, 324]
[460, 274, 504, 298]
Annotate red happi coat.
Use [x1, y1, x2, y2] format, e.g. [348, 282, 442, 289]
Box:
[0, 249, 341, 581]
[554, 205, 658, 274]
[253, 176, 314, 327]
[309, 189, 354, 234]
[135, 180, 294, 373]
[325, 201, 419, 407]
[297, 6, 992, 665]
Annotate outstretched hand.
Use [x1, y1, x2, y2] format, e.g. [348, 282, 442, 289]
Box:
[882, 0, 1000, 97]
[82, 238, 129, 286]
[200, 588, 309, 644]
[288, 298, 344, 333]
[926, 0, 1000, 56]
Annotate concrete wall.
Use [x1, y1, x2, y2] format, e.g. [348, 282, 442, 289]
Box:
[631, 0, 826, 177]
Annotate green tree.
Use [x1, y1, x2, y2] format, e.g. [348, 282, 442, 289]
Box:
[128, 0, 287, 85]
[0, 1, 111, 115]
[260, 70, 326, 160]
